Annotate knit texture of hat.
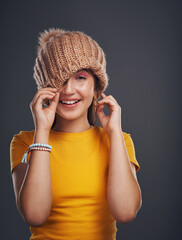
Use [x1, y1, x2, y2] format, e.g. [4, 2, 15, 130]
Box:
[33, 28, 109, 92]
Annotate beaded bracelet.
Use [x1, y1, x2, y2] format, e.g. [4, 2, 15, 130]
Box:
[21, 143, 52, 164]
[29, 147, 51, 152]
[29, 143, 52, 150]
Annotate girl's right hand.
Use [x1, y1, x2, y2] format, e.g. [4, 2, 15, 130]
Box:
[29, 87, 60, 131]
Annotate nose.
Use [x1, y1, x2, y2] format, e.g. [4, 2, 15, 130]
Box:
[62, 79, 75, 94]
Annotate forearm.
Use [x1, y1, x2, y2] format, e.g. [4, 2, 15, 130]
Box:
[18, 130, 52, 226]
[107, 129, 142, 223]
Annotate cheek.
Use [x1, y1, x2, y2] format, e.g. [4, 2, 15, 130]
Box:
[75, 83, 94, 98]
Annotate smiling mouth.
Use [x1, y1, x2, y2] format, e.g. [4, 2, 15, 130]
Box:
[59, 99, 81, 105]
[59, 99, 81, 108]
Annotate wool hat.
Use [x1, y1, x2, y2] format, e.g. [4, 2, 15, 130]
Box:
[33, 28, 109, 93]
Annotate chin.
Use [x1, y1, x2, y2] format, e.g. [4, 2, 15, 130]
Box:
[56, 102, 90, 121]
[56, 110, 85, 121]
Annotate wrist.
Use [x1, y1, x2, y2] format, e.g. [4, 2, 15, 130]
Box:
[107, 127, 122, 138]
[34, 129, 50, 144]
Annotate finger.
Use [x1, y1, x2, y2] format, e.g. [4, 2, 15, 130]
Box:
[33, 87, 57, 103]
[98, 98, 118, 112]
[107, 95, 118, 105]
[100, 92, 107, 99]
[103, 94, 117, 102]
[98, 98, 116, 106]
[100, 92, 117, 101]
[49, 91, 60, 109]
[38, 87, 58, 94]
[32, 90, 57, 105]
[96, 104, 106, 120]
[99, 95, 119, 106]
[32, 93, 56, 110]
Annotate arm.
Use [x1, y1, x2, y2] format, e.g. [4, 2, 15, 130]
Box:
[12, 87, 59, 226]
[96, 92, 142, 223]
[12, 130, 52, 227]
[107, 130, 142, 223]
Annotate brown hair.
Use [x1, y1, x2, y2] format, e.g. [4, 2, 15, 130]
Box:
[87, 69, 100, 126]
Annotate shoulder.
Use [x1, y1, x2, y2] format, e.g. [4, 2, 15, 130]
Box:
[10, 130, 35, 148]
[94, 126, 132, 146]
[94, 126, 131, 140]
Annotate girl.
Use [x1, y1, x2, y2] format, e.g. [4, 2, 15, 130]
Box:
[10, 28, 142, 240]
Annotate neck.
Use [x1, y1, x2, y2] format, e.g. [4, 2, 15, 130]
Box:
[52, 114, 91, 133]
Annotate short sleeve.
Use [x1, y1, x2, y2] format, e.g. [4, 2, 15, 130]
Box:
[124, 133, 140, 172]
[10, 131, 34, 176]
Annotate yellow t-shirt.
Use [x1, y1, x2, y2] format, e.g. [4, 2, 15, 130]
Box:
[10, 126, 140, 240]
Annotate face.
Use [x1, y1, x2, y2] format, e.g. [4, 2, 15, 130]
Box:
[55, 69, 96, 121]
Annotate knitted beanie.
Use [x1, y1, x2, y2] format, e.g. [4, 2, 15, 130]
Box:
[33, 28, 109, 93]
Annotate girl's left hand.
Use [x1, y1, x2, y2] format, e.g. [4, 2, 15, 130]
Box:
[96, 92, 122, 136]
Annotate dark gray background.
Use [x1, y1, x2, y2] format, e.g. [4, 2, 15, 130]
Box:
[1, 0, 181, 239]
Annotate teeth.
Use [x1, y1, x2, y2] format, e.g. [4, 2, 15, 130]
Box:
[61, 100, 79, 104]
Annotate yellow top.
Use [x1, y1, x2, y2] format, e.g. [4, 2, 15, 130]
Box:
[10, 126, 140, 240]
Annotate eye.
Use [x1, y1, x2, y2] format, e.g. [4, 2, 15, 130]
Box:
[76, 76, 86, 80]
